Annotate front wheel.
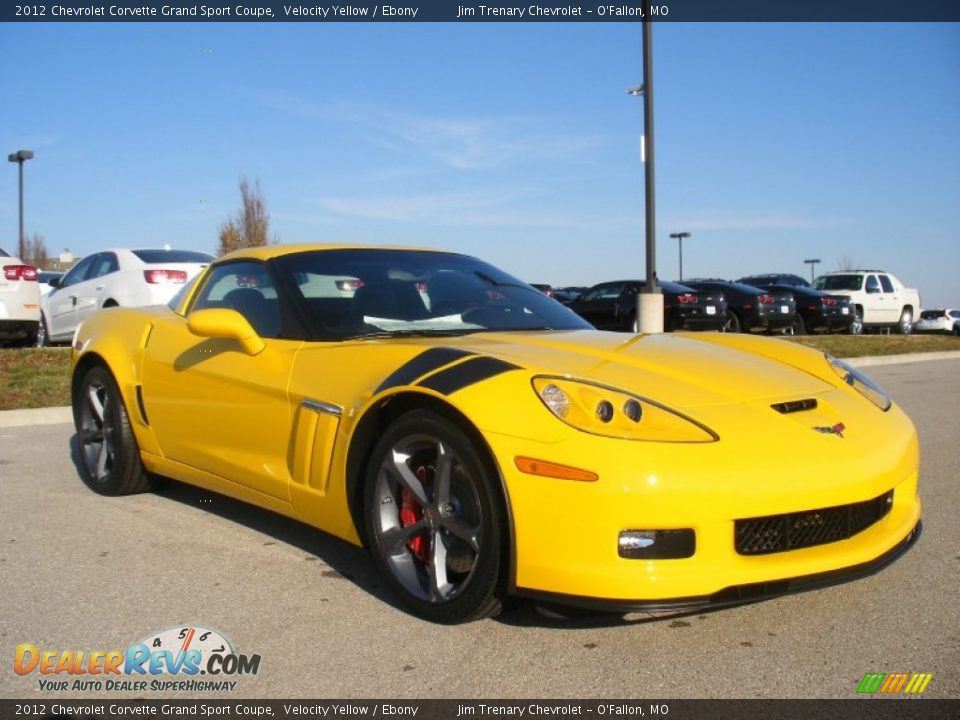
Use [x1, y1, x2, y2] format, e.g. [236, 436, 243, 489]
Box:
[36, 316, 50, 348]
[363, 410, 507, 623]
[848, 309, 864, 335]
[73, 365, 152, 495]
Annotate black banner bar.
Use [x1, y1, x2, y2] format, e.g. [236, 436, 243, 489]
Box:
[2, 699, 958, 720]
[4, 0, 960, 23]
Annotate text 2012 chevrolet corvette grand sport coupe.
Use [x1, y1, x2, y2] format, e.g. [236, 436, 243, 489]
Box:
[70, 245, 921, 623]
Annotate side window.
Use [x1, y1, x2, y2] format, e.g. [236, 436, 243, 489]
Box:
[191, 262, 281, 339]
[91, 252, 119, 279]
[879, 275, 894, 293]
[951, 311, 960, 319]
[865, 275, 880, 293]
[60, 255, 98, 288]
[582, 284, 624, 302]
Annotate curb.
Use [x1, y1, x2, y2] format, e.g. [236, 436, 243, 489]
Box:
[845, 350, 960, 368]
[0, 406, 72, 428]
[1, 351, 958, 429]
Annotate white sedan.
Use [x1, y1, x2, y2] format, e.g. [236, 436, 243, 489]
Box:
[914, 308, 960, 336]
[0, 247, 40, 347]
[39, 248, 213, 346]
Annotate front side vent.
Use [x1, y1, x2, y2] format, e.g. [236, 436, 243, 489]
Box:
[771, 398, 818, 414]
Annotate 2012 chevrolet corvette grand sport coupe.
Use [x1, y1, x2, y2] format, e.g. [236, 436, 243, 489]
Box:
[70, 245, 921, 623]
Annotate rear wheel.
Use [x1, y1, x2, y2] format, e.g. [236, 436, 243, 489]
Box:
[897, 309, 913, 335]
[722, 311, 741, 333]
[73, 365, 152, 495]
[363, 410, 507, 623]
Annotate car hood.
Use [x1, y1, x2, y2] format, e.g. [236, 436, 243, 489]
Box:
[410, 330, 835, 409]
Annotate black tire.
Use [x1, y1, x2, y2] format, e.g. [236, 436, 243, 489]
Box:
[363, 409, 507, 623]
[954, 324, 960, 337]
[36, 316, 50, 348]
[73, 365, 152, 495]
[722, 311, 741, 333]
[897, 308, 913, 335]
[848, 308, 864, 335]
[790, 314, 806, 336]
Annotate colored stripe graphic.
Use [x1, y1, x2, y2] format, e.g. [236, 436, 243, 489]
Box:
[375, 347, 475, 394]
[857, 672, 932, 695]
[418, 356, 520, 395]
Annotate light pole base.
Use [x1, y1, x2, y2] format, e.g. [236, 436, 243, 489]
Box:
[635, 293, 664, 334]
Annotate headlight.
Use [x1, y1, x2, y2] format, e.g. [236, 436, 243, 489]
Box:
[827, 355, 892, 411]
[532, 376, 717, 442]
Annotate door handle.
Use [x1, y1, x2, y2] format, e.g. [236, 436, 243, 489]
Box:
[96, 285, 105, 290]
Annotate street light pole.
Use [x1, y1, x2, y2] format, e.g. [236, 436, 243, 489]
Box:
[627, 11, 663, 333]
[7, 149, 34, 260]
[670, 231, 691, 280]
[804, 258, 821, 283]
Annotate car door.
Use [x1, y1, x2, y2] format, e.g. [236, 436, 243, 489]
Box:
[878, 274, 899, 323]
[77, 252, 119, 324]
[570, 283, 625, 329]
[140, 260, 302, 501]
[46, 254, 98, 341]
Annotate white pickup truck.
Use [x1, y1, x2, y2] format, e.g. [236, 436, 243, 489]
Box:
[812, 270, 921, 334]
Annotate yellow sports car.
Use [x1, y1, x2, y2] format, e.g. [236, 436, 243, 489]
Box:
[70, 244, 921, 623]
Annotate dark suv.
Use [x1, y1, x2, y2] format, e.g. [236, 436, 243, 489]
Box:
[680, 279, 796, 333]
[568, 280, 727, 332]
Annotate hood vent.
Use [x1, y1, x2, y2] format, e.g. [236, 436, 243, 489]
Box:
[771, 398, 818, 414]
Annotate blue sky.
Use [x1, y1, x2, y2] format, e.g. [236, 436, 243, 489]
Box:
[1, 22, 958, 305]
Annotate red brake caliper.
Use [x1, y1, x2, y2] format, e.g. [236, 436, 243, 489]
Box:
[399, 465, 431, 562]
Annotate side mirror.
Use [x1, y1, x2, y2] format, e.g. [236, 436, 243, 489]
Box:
[865, 285, 879, 294]
[49, 278, 62, 289]
[187, 308, 265, 356]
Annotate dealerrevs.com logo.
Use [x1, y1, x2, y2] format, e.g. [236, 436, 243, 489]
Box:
[14, 624, 261, 692]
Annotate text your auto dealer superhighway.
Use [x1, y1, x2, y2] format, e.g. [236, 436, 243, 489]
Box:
[49, 4, 275, 16]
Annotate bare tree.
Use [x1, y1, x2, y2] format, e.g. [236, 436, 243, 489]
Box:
[22, 234, 50, 268]
[837, 253, 857, 271]
[217, 176, 276, 256]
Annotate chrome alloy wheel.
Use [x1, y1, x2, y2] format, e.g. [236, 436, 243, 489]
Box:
[77, 377, 117, 483]
[371, 433, 483, 604]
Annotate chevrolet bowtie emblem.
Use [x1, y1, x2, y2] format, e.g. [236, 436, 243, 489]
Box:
[813, 422, 846, 438]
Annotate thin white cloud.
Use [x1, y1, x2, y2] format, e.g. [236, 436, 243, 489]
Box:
[251, 92, 602, 171]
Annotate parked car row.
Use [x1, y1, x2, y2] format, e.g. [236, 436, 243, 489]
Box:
[540, 276, 849, 335]
[532, 268, 933, 336]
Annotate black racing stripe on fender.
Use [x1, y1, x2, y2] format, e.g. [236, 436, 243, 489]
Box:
[417, 356, 521, 395]
[375, 347, 476, 394]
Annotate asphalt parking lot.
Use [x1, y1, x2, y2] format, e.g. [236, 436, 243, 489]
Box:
[1, 359, 957, 700]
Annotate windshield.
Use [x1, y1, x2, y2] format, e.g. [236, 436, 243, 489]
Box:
[273, 249, 591, 340]
[814, 274, 863, 291]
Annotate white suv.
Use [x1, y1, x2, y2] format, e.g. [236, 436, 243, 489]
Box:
[0, 247, 40, 347]
[40, 248, 213, 346]
[813, 270, 921, 335]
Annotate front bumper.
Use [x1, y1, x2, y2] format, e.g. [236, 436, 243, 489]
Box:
[484, 389, 921, 606]
[519, 520, 921, 613]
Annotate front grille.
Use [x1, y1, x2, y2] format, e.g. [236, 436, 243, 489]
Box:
[735, 491, 893, 555]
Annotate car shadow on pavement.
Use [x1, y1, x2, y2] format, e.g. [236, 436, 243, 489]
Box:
[67, 432, 712, 628]
[67, 433, 407, 615]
